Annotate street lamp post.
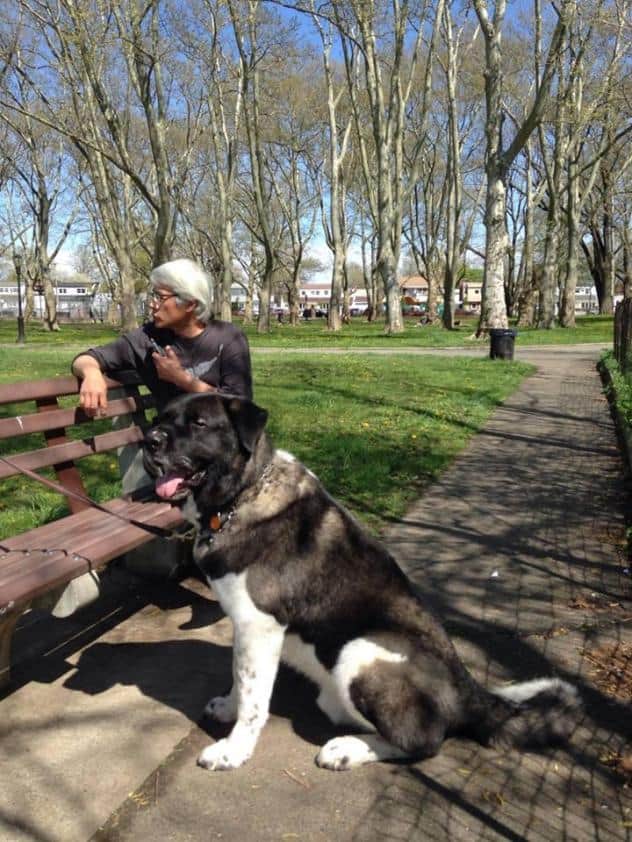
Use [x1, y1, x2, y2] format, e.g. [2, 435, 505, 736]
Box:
[13, 253, 25, 344]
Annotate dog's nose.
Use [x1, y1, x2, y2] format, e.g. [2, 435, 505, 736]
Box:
[145, 428, 168, 452]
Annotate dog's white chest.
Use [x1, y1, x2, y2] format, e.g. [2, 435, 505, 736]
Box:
[209, 571, 284, 633]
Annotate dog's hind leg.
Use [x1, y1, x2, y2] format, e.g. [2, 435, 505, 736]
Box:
[281, 633, 371, 728]
[317, 734, 409, 770]
[316, 642, 450, 770]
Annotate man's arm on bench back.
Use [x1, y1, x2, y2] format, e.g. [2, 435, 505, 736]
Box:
[72, 355, 109, 417]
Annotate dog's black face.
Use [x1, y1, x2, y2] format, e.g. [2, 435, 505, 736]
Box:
[143, 393, 268, 509]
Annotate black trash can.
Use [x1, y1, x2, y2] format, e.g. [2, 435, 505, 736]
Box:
[489, 328, 517, 360]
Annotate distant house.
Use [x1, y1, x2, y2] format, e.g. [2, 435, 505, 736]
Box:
[299, 281, 371, 314]
[400, 274, 476, 311]
[461, 277, 482, 312]
[299, 281, 331, 311]
[575, 284, 598, 314]
[399, 275, 429, 304]
[54, 274, 98, 319]
[0, 275, 97, 319]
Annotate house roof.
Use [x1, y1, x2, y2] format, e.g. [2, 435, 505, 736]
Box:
[399, 275, 428, 289]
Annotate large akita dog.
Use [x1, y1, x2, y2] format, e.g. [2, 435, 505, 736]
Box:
[143, 393, 580, 771]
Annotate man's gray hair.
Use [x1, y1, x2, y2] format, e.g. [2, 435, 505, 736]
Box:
[150, 258, 213, 323]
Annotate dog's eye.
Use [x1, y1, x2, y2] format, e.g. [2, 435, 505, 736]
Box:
[191, 417, 207, 428]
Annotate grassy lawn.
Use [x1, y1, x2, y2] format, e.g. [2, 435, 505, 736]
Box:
[0, 313, 613, 350]
[244, 314, 613, 348]
[0, 342, 533, 539]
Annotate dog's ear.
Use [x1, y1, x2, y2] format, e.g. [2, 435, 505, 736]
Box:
[225, 398, 268, 454]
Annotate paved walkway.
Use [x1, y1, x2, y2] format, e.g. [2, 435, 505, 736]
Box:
[1, 345, 630, 841]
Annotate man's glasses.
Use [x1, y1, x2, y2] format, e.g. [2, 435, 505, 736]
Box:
[149, 291, 177, 305]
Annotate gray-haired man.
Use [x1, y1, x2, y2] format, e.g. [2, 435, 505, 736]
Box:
[72, 258, 252, 415]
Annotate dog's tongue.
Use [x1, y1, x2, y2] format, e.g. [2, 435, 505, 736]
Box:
[155, 473, 186, 499]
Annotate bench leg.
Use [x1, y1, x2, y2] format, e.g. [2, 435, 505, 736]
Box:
[0, 607, 23, 689]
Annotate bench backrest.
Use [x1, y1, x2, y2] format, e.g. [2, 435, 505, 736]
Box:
[0, 375, 155, 512]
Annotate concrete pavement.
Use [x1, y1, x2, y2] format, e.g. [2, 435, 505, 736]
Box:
[1, 344, 630, 841]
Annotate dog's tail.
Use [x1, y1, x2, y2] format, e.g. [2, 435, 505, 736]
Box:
[468, 677, 582, 749]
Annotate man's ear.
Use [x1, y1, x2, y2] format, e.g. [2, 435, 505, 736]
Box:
[225, 398, 268, 454]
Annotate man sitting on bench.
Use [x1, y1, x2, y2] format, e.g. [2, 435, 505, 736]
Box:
[71, 257, 253, 582]
[72, 257, 253, 416]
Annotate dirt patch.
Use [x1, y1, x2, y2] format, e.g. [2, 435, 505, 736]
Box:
[568, 593, 625, 612]
[583, 642, 632, 701]
[601, 746, 632, 785]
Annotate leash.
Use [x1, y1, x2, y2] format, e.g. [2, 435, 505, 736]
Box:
[0, 454, 180, 540]
[0, 453, 275, 556]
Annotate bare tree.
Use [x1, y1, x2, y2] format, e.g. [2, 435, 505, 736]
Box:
[562, 2, 631, 322]
[311, 3, 355, 331]
[176, 0, 248, 321]
[438, 3, 483, 328]
[331, 0, 445, 334]
[0, 98, 78, 329]
[6, 0, 202, 328]
[472, 0, 575, 330]
[227, 0, 294, 333]
[265, 61, 321, 325]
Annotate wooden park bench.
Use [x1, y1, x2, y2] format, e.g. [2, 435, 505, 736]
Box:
[0, 374, 184, 688]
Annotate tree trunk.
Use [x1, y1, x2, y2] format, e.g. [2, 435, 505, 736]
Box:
[517, 139, 535, 327]
[560, 157, 579, 327]
[43, 274, 59, 332]
[219, 225, 234, 322]
[538, 202, 560, 329]
[256, 259, 273, 334]
[379, 245, 403, 334]
[481, 172, 509, 329]
[117, 251, 138, 331]
[328, 246, 344, 331]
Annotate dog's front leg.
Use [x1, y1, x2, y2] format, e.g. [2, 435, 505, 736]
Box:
[198, 619, 285, 771]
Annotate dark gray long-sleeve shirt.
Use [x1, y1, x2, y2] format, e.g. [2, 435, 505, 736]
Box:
[77, 321, 252, 410]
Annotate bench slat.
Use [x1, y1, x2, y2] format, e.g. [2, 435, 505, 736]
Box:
[0, 376, 80, 405]
[0, 374, 141, 407]
[0, 394, 154, 441]
[0, 373, 146, 406]
[0, 499, 184, 609]
[0, 426, 147, 480]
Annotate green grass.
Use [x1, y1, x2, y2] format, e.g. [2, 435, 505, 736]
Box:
[244, 314, 613, 348]
[0, 320, 118, 345]
[505, 316, 613, 346]
[601, 351, 632, 556]
[0, 342, 533, 539]
[256, 354, 532, 532]
[602, 351, 632, 426]
[0, 313, 613, 351]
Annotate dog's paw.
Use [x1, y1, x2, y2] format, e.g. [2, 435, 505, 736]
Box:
[197, 739, 251, 771]
[316, 736, 376, 771]
[204, 694, 237, 723]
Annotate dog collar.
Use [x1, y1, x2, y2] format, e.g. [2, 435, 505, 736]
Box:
[200, 508, 234, 541]
[209, 512, 223, 531]
[200, 462, 273, 540]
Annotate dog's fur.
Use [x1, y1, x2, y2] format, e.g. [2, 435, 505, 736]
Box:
[143, 393, 580, 771]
